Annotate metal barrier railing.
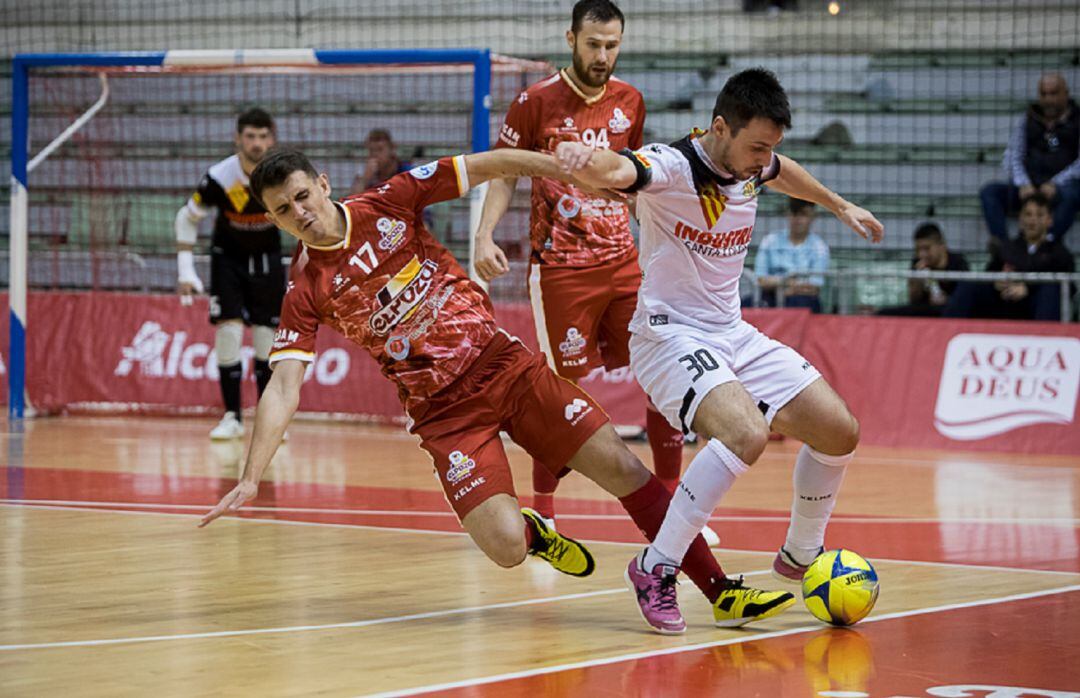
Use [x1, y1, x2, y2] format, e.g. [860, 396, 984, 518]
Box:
[4, 251, 1077, 321]
[761, 268, 1080, 322]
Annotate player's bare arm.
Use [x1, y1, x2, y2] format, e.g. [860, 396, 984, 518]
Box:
[473, 176, 518, 282]
[766, 154, 885, 243]
[466, 149, 588, 281]
[464, 149, 569, 186]
[199, 358, 305, 527]
[554, 141, 638, 191]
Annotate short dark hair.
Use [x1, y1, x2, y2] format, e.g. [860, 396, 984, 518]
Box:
[713, 68, 792, 135]
[1021, 191, 1052, 213]
[249, 147, 318, 206]
[571, 0, 625, 33]
[788, 197, 814, 215]
[365, 128, 394, 145]
[237, 107, 275, 133]
[913, 222, 945, 244]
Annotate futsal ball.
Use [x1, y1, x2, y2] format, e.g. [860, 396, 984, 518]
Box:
[802, 549, 879, 626]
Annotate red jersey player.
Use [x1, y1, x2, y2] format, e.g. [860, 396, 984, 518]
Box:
[474, 1, 709, 541]
[198, 147, 792, 632]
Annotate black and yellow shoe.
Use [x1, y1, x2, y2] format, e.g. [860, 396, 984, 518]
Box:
[522, 507, 595, 577]
[712, 576, 796, 627]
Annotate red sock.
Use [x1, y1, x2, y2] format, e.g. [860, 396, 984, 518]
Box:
[646, 407, 683, 491]
[523, 515, 538, 552]
[619, 474, 727, 603]
[532, 458, 559, 519]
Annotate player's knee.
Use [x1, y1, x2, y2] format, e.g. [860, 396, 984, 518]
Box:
[252, 325, 275, 361]
[727, 418, 769, 464]
[215, 322, 244, 366]
[483, 525, 529, 568]
[817, 412, 860, 457]
[836, 413, 860, 455]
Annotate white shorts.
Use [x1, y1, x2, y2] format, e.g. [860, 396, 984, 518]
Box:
[629, 320, 822, 434]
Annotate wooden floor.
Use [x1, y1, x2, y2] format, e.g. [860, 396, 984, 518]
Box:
[2, 416, 1079, 697]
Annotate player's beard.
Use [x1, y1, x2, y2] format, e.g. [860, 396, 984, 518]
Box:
[571, 47, 615, 88]
[718, 146, 760, 181]
[241, 146, 266, 168]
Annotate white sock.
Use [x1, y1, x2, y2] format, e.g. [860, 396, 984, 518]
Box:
[783, 444, 852, 564]
[643, 439, 748, 571]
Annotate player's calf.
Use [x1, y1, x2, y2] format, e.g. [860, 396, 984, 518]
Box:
[566, 423, 652, 498]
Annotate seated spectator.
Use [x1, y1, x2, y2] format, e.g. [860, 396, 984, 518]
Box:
[753, 197, 830, 312]
[979, 73, 1079, 246]
[946, 194, 1075, 321]
[349, 129, 413, 194]
[877, 222, 969, 316]
[742, 0, 797, 12]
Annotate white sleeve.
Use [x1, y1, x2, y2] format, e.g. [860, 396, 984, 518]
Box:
[174, 204, 203, 245]
[634, 144, 683, 196]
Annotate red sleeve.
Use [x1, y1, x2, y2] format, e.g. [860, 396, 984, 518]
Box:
[268, 269, 320, 366]
[629, 91, 646, 150]
[494, 90, 537, 151]
[378, 156, 470, 214]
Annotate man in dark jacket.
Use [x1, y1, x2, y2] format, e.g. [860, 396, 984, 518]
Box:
[979, 73, 1079, 245]
[948, 194, 1075, 320]
[877, 222, 969, 317]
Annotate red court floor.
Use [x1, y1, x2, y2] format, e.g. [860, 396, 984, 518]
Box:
[2, 416, 1079, 697]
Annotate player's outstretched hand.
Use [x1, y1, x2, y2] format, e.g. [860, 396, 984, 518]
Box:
[838, 204, 884, 243]
[199, 480, 258, 528]
[555, 141, 596, 174]
[178, 282, 199, 306]
[474, 237, 510, 282]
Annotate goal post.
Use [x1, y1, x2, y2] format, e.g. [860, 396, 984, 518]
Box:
[6, 48, 548, 419]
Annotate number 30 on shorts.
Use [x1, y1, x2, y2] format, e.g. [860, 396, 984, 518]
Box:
[678, 348, 719, 382]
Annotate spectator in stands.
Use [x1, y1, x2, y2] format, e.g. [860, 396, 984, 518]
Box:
[753, 197, 830, 312]
[877, 222, 969, 317]
[349, 129, 412, 194]
[946, 194, 1075, 321]
[742, 0, 796, 13]
[979, 73, 1079, 246]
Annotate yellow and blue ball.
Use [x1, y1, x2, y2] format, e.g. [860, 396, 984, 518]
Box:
[802, 549, 879, 626]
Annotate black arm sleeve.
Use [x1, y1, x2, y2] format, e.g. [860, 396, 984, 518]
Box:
[616, 148, 653, 194]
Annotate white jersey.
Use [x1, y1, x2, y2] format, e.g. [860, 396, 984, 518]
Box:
[627, 133, 780, 339]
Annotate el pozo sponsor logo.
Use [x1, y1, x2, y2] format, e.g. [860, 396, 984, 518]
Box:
[369, 259, 438, 336]
[445, 450, 477, 485]
[933, 333, 1080, 440]
[114, 321, 350, 386]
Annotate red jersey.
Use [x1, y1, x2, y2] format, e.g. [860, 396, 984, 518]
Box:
[268, 156, 499, 415]
[495, 70, 645, 267]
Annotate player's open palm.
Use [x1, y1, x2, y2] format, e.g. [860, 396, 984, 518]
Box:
[838, 204, 884, 243]
[474, 237, 510, 282]
[199, 480, 258, 527]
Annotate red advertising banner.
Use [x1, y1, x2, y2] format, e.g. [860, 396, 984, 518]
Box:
[3, 292, 1078, 454]
[799, 315, 1080, 456]
[1, 292, 402, 419]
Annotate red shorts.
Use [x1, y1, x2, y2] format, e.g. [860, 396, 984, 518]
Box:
[410, 332, 610, 520]
[528, 250, 641, 379]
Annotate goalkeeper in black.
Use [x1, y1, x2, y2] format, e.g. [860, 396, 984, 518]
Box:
[176, 107, 286, 440]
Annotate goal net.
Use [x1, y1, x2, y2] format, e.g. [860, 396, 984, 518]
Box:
[5, 49, 551, 418]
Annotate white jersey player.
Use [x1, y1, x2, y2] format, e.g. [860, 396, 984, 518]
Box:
[555, 68, 884, 634]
